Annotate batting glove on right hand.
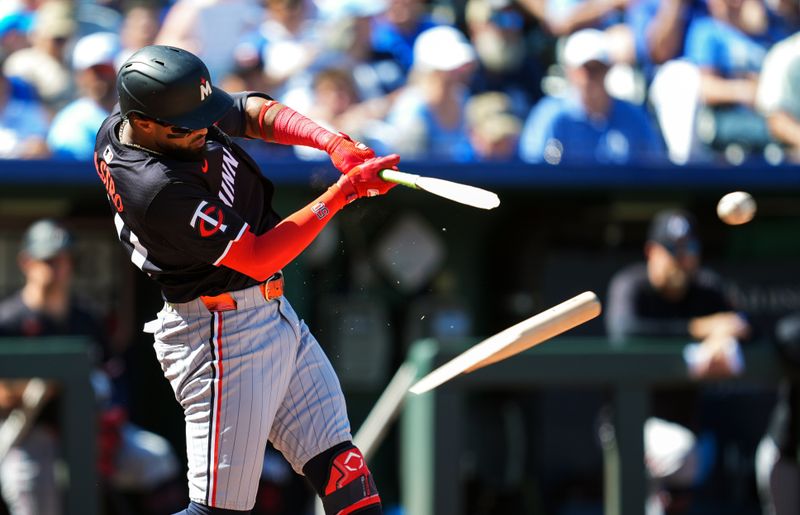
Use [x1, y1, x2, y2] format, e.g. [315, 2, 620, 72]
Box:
[336, 154, 400, 203]
[325, 132, 376, 174]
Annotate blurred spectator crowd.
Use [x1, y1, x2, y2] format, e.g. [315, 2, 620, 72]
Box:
[2, 0, 800, 165]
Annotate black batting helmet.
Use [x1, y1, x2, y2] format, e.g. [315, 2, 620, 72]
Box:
[117, 45, 233, 130]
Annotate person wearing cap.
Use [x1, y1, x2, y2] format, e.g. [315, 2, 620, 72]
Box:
[382, 25, 477, 160]
[2, 0, 76, 111]
[465, 91, 523, 160]
[47, 31, 120, 160]
[604, 209, 751, 514]
[0, 219, 75, 515]
[0, 219, 184, 515]
[519, 28, 663, 165]
[96, 44, 397, 515]
[607, 208, 750, 365]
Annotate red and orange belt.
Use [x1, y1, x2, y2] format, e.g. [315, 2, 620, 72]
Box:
[199, 272, 284, 312]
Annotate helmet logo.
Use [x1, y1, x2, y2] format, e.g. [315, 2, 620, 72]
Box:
[200, 77, 212, 101]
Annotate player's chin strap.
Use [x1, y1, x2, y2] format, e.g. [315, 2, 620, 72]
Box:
[304, 442, 382, 515]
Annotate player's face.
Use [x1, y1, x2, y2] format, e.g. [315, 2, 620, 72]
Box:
[20, 251, 73, 290]
[571, 61, 609, 107]
[152, 121, 209, 159]
[646, 242, 700, 297]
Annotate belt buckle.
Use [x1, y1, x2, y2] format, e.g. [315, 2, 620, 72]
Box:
[200, 293, 237, 312]
[261, 272, 284, 301]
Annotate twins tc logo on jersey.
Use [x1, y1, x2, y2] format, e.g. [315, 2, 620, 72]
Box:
[191, 200, 228, 237]
[200, 77, 212, 101]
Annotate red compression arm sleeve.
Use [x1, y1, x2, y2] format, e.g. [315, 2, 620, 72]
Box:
[267, 104, 336, 150]
[218, 178, 354, 280]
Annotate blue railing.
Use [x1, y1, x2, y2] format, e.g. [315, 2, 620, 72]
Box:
[2, 158, 800, 190]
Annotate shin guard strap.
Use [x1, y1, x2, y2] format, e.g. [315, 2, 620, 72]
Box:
[321, 474, 380, 515]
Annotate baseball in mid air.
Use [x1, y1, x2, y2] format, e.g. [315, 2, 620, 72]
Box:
[717, 191, 757, 225]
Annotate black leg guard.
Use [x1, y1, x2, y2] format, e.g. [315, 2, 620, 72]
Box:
[303, 442, 382, 514]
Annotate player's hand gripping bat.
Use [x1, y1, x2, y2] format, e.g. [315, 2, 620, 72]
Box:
[379, 170, 500, 210]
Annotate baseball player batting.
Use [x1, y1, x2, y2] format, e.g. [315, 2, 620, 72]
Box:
[94, 45, 395, 515]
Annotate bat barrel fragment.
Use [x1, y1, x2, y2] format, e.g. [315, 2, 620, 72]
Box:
[409, 292, 601, 394]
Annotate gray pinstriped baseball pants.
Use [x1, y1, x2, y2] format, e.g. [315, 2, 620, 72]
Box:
[147, 284, 351, 511]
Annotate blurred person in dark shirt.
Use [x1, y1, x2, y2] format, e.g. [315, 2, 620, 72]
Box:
[605, 209, 751, 514]
[0, 219, 182, 515]
[606, 210, 749, 357]
[0, 220, 98, 515]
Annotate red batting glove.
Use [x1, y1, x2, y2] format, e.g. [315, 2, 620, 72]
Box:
[336, 154, 400, 202]
[325, 132, 376, 174]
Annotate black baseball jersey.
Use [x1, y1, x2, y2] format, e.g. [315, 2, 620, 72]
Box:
[0, 291, 107, 424]
[605, 262, 735, 428]
[605, 263, 732, 341]
[0, 291, 107, 346]
[94, 93, 282, 303]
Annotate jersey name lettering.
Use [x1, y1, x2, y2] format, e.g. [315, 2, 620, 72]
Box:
[218, 147, 239, 207]
[94, 151, 124, 212]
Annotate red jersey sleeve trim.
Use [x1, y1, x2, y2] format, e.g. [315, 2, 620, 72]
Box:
[213, 223, 249, 267]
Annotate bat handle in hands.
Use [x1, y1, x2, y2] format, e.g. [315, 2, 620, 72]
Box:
[378, 169, 420, 189]
[337, 154, 400, 202]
